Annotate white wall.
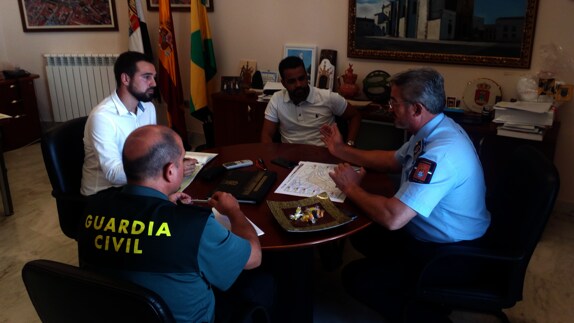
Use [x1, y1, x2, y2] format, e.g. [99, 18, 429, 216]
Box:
[1, 0, 574, 207]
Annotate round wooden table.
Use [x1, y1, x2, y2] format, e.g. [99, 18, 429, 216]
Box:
[186, 142, 397, 322]
[185, 142, 396, 250]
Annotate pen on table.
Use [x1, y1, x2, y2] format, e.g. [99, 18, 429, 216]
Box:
[256, 158, 268, 171]
[191, 198, 211, 203]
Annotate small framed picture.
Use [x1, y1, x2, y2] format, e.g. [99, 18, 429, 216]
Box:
[538, 78, 556, 96]
[221, 76, 241, 94]
[316, 59, 335, 91]
[446, 97, 457, 108]
[555, 83, 573, 102]
[283, 44, 317, 85]
[260, 71, 278, 85]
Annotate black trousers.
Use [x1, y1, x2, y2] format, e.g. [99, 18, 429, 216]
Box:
[342, 225, 452, 323]
[214, 268, 276, 323]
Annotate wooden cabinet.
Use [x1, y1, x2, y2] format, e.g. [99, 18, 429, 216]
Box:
[211, 92, 267, 146]
[0, 75, 42, 151]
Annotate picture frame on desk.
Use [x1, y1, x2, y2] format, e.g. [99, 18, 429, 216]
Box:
[555, 83, 573, 102]
[221, 76, 241, 94]
[260, 71, 278, 85]
[284, 44, 317, 85]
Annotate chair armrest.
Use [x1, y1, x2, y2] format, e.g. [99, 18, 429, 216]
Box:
[416, 244, 526, 290]
[424, 245, 525, 263]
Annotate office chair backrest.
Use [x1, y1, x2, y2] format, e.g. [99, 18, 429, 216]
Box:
[41, 116, 88, 239]
[487, 145, 560, 252]
[414, 145, 560, 319]
[22, 259, 175, 323]
[481, 144, 559, 301]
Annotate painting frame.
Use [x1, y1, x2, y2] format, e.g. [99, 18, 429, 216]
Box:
[18, 0, 118, 32]
[146, 0, 214, 12]
[283, 44, 317, 86]
[348, 0, 539, 69]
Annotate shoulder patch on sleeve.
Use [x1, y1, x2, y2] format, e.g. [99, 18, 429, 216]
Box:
[409, 158, 437, 184]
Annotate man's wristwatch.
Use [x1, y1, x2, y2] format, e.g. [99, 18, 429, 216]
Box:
[346, 140, 355, 147]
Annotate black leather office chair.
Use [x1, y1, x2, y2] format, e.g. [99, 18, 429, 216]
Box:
[22, 259, 175, 323]
[41, 116, 87, 240]
[411, 145, 560, 322]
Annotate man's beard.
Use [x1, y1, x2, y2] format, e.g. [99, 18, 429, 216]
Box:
[128, 83, 155, 102]
[289, 85, 310, 105]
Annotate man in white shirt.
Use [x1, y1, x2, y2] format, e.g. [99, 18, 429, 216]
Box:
[81, 51, 194, 196]
[261, 56, 361, 147]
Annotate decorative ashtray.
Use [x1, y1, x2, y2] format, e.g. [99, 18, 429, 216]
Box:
[266, 195, 355, 232]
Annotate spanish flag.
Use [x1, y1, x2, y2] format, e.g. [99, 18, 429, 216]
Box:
[158, 0, 189, 147]
[127, 0, 152, 59]
[190, 0, 217, 119]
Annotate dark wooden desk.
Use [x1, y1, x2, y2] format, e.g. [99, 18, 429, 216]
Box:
[186, 142, 396, 250]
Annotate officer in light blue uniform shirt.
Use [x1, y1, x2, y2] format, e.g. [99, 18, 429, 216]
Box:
[320, 67, 491, 322]
[395, 113, 490, 243]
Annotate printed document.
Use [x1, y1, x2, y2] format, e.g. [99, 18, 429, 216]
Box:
[178, 152, 218, 192]
[213, 208, 264, 236]
[275, 161, 349, 203]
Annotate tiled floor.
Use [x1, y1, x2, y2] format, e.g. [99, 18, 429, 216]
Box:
[1, 143, 573, 322]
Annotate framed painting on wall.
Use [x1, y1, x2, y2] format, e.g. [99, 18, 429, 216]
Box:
[283, 44, 317, 85]
[347, 0, 539, 68]
[146, 0, 214, 12]
[18, 0, 118, 32]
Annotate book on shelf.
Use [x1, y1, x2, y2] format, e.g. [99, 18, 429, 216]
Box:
[211, 170, 277, 204]
[496, 126, 545, 141]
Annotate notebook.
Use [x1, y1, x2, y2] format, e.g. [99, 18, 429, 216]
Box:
[210, 170, 277, 204]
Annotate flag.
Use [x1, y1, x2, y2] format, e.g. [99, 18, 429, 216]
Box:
[158, 0, 189, 147]
[190, 0, 217, 120]
[127, 0, 152, 58]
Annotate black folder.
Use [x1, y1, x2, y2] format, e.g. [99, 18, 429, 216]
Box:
[210, 170, 277, 204]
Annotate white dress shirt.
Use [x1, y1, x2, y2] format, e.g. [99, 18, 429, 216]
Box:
[80, 91, 156, 195]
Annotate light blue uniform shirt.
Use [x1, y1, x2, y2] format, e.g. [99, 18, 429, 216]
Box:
[395, 113, 491, 243]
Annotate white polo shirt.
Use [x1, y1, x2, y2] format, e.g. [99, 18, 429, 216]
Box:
[264, 86, 347, 146]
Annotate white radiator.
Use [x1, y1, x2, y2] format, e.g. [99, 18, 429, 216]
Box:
[44, 54, 119, 122]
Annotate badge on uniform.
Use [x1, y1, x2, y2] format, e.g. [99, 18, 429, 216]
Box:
[413, 140, 423, 161]
[409, 158, 437, 184]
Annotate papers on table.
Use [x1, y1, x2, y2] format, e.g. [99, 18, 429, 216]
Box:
[212, 207, 264, 236]
[275, 161, 349, 203]
[185, 151, 218, 164]
[178, 152, 218, 192]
